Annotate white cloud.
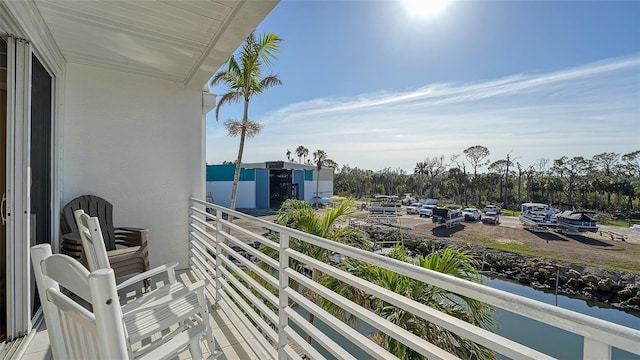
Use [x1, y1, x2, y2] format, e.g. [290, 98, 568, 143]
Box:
[207, 55, 640, 172]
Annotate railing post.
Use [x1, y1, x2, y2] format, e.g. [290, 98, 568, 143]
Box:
[278, 233, 290, 360]
[583, 338, 611, 360]
[214, 208, 223, 305]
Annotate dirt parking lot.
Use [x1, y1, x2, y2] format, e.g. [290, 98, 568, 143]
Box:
[237, 207, 640, 274]
[358, 210, 640, 274]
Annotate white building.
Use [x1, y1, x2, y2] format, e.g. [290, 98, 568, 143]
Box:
[206, 161, 334, 209]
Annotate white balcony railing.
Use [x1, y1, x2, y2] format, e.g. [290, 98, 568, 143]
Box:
[188, 198, 640, 360]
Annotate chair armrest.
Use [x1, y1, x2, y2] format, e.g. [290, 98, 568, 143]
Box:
[122, 280, 207, 314]
[116, 261, 179, 291]
[61, 233, 80, 244]
[114, 227, 149, 248]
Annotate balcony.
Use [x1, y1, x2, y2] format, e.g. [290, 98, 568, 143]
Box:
[21, 197, 640, 359]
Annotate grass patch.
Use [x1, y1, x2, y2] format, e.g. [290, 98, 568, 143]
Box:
[464, 235, 547, 258]
[462, 234, 640, 273]
[598, 218, 639, 228]
[501, 209, 519, 217]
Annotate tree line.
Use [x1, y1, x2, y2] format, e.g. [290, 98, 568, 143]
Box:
[332, 145, 640, 212]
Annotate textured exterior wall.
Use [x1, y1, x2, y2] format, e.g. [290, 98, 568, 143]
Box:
[62, 63, 204, 268]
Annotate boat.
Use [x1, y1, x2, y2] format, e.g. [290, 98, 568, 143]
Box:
[556, 210, 599, 235]
[519, 203, 558, 232]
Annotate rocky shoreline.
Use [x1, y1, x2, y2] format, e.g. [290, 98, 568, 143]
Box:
[365, 226, 640, 313]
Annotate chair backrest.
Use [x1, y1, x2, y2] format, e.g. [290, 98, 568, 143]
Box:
[62, 195, 118, 250]
[74, 209, 111, 271]
[31, 244, 129, 360]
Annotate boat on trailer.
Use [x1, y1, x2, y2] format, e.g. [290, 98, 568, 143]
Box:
[432, 207, 464, 228]
[556, 210, 599, 235]
[519, 203, 558, 233]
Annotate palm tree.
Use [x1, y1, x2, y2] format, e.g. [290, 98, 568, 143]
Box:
[313, 149, 328, 208]
[322, 246, 495, 359]
[211, 31, 282, 209]
[273, 198, 370, 344]
[295, 145, 309, 164]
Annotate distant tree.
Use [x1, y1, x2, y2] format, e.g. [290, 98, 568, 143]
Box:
[464, 145, 491, 205]
[211, 31, 282, 209]
[592, 152, 620, 207]
[414, 155, 448, 198]
[295, 145, 309, 164]
[286, 149, 292, 162]
[551, 156, 590, 206]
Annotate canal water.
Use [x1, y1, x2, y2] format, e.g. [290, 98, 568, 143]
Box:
[485, 276, 640, 360]
[292, 276, 640, 359]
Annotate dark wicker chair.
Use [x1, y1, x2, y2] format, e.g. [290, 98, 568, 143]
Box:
[61, 195, 149, 280]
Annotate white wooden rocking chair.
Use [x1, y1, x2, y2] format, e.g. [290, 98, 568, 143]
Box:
[31, 244, 206, 360]
[73, 209, 218, 357]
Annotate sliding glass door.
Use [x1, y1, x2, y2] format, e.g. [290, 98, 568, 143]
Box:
[0, 35, 7, 344]
[0, 32, 54, 342]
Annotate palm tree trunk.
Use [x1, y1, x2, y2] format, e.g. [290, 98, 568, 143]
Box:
[229, 99, 250, 210]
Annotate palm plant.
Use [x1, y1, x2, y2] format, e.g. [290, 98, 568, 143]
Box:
[211, 31, 282, 209]
[295, 145, 309, 164]
[321, 246, 495, 360]
[273, 198, 370, 344]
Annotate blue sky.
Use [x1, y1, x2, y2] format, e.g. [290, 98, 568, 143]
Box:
[207, 0, 640, 173]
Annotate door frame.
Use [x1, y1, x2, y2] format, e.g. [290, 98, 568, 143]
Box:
[0, 4, 64, 341]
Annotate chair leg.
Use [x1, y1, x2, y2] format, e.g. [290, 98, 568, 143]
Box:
[197, 289, 218, 356]
[188, 337, 203, 360]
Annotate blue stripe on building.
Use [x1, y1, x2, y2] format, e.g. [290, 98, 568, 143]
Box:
[304, 169, 313, 181]
[207, 164, 255, 181]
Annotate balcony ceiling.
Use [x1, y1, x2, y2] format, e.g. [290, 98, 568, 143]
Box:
[33, 0, 278, 89]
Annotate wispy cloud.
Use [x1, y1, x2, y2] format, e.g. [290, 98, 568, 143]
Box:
[207, 55, 640, 171]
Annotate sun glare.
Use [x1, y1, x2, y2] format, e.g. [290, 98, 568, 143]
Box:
[402, 0, 452, 19]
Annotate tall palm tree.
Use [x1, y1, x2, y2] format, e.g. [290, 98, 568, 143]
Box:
[313, 149, 328, 208]
[322, 246, 495, 359]
[295, 145, 308, 164]
[211, 31, 282, 209]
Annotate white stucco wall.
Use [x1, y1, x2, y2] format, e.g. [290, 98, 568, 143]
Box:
[206, 181, 256, 209]
[304, 180, 333, 203]
[62, 63, 205, 268]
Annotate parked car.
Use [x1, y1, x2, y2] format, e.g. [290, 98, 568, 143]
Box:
[462, 208, 482, 221]
[406, 202, 422, 214]
[484, 204, 500, 213]
[482, 211, 500, 225]
[419, 204, 438, 217]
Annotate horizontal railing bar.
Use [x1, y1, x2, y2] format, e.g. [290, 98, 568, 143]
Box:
[286, 269, 458, 360]
[218, 242, 279, 290]
[218, 276, 278, 344]
[282, 343, 303, 360]
[189, 206, 217, 221]
[286, 248, 552, 360]
[217, 257, 278, 308]
[217, 287, 278, 358]
[216, 230, 279, 270]
[189, 220, 216, 244]
[219, 265, 278, 326]
[214, 215, 278, 249]
[283, 325, 326, 360]
[189, 230, 215, 255]
[189, 243, 215, 276]
[285, 306, 358, 360]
